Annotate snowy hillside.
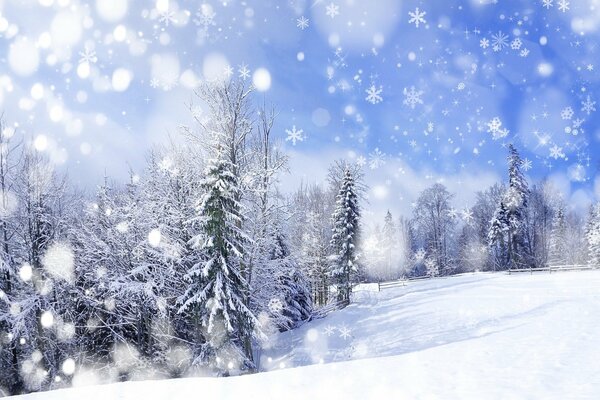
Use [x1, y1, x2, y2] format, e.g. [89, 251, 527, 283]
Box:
[12, 271, 600, 399]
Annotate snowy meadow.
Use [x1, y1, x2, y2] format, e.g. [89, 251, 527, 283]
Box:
[1, 0, 600, 398]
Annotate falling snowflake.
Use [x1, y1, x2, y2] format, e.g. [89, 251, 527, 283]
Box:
[325, 2, 340, 19]
[480, 38, 490, 49]
[447, 208, 458, 219]
[408, 7, 427, 28]
[356, 155, 366, 167]
[491, 31, 509, 51]
[542, 0, 554, 9]
[368, 148, 386, 169]
[365, 85, 383, 104]
[238, 64, 250, 80]
[78, 47, 97, 64]
[194, 4, 216, 28]
[549, 144, 565, 159]
[285, 125, 305, 145]
[522, 158, 533, 171]
[558, 0, 570, 12]
[560, 107, 574, 120]
[486, 117, 509, 140]
[520, 48, 530, 57]
[159, 10, 177, 26]
[402, 86, 424, 109]
[581, 95, 596, 115]
[338, 325, 352, 340]
[296, 16, 309, 30]
[461, 208, 474, 224]
[510, 38, 522, 50]
[323, 325, 336, 336]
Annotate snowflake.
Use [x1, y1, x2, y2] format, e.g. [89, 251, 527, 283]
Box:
[486, 117, 509, 140]
[296, 16, 309, 30]
[338, 325, 352, 340]
[461, 208, 474, 224]
[238, 64, 250, 80]
[408, 7, 427, 28]
[510, 38, 522, 50]
[558, 0, 570, 12]
[549, 144, 565, 159]
[520, 48, 530, 57]
[285, 125, 304, 145]
[268, 298, 284, 313]
[356, 155, 366, 167]
[447, 208, 458, 219]
[368, 148, 386, 169]
[522, 158, 533, 171]
[78, 47, 97, 64]
[323, 325, 336, 336]
[542, 0, 553, 9]
[581, 95, 596, 115]
[159, 10, 177, 26]
[560, 107, 574, 120]
[365, 84, 383, 104]
[572, 118, 585, 129]
[491, 31, 509, 51]
[194, 4, 216, 28]
[480, 38, 489, 49]
[402, 86, 424, 109]
[325, 2, 339, 19]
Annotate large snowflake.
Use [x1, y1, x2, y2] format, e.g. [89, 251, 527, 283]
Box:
[325, 2, 339, 19]
[581, 95, 596, 115]
[285, 125, 305, 145]
[365, 85, 383, 104]
[486, 117, 509, 140]
[368, 148, 386, 169]
[408, 7, 427, 28]
[491, 31, 510, 52]
[402, 86, 424, 109]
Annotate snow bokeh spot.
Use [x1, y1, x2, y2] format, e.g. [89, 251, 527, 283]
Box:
[41, 242, 75, 283]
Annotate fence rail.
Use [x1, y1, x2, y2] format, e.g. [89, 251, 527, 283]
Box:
[508, 265, 598, 274]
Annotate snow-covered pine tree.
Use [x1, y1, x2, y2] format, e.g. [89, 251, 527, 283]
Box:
[585, 203, 600, 267]
[300, 210, 330, 306]
[488, 200, 509, 270]
[504, 144, 530, 267]
[549, 204, 567, 266]
[488, 145, 530, 270]
[381, 210, 396, 280]
[329, 167, 361, 302]
[177, 151, 259, 372]
[267, 230, 312, 331]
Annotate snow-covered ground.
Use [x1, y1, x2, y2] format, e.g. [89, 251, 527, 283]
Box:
[11, 271, 600, 399]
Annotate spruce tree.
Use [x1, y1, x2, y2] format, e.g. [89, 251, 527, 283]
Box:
[549, 205, 567, 266]
[488, 144, 530, 269]
[585, 204, 600, 267]
[329, 168, 360, 302]
[504, 144, 530, 267]
[177, 153, 259, 372]
[381, 210, 396, 280]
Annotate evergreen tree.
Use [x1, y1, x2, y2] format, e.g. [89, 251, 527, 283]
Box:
[381, 210, 396, 280]
[549, 204, 567, 266]
[585, 204, 600, 267]
[329, 167, 361, 302]
[488, 145, 530, 269]
[504, 144, 530, 267]
[177, 153, 259, 372]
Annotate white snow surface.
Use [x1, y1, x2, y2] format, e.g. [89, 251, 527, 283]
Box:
[11, 271, 600, 399]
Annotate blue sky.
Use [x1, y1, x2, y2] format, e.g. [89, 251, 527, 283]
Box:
[0, 0, 599, 217]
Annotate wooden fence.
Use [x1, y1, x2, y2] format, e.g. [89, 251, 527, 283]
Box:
[508, 265, 598, 274]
